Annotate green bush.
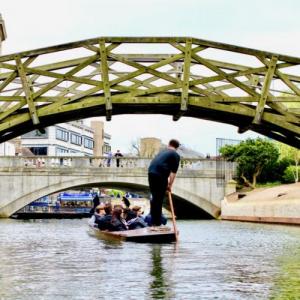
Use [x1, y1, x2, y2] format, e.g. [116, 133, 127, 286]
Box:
[282, 166, 300, 183]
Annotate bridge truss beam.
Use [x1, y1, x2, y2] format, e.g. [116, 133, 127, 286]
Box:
[0, 37, 300, 147]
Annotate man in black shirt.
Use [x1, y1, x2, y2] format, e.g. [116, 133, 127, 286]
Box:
[148, 139, 180, 226]
[114, 150, 123, 167]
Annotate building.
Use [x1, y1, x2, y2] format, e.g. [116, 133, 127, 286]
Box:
[90, 120, 112, 156]
[140, 137, 204, 158]
[21, 120, 111, 156]
[0, 142, 15, 156]
[0, 15, 14, 156]
[140, 137, 162, 158]
[0, 13, 6, 54]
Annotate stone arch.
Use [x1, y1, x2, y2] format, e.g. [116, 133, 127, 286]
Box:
[2, 175, 218, 218]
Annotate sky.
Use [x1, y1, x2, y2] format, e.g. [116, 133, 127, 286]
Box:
[1, 0, 300, 155]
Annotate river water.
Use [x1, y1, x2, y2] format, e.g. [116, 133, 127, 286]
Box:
[0, 219, 299, 300]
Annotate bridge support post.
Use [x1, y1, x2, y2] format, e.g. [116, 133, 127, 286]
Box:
[225, 179, 237, 196]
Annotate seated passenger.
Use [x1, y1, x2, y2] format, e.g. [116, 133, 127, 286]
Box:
[97, 203, 114, 231]
[94, 204, 105, 226]
[88, 204, 105, 227]
[144, 213, 167, 226]
[110, 206, 128, 231]
[127, 206, 148, 230]
[123, 207, 136, 222]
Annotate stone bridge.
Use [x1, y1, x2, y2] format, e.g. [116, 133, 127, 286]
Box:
[0, 156, 236, 218]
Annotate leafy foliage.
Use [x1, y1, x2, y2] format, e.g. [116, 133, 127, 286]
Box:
[258, 157, 292, 183]
[283, 166, 300, 183]
[276, 142, 300, 182]
[220, 138, 279, 188]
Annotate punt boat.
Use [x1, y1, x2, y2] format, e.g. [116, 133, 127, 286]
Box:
[88, 225, 178, 243]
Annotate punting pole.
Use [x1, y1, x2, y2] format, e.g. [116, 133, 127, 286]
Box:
[167, 191, 178, 242]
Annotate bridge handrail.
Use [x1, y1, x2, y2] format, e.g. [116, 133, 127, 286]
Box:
[0, 156, 236, 173]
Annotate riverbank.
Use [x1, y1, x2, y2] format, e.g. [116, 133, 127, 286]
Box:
[221, 183, 300, 225]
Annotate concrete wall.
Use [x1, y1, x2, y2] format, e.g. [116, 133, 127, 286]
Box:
[221, 183, 300, 225]
[221, 197, 300, 225]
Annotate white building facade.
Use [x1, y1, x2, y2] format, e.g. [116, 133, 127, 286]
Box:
[21, 121, 111, 156]
[0, 142, 15, 156]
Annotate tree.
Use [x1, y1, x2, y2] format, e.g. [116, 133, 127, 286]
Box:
[130, 138, 141, 156]
[277, 142, 300, 182]
[220, 138, 279, 188]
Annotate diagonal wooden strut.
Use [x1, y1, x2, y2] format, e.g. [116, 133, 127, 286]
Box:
[99, 39, 112, 121]
[15, 56, 40, 125]
[253, 55, 278, 125]
[173, 39, 192, 121]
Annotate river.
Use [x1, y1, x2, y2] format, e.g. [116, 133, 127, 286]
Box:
[0, 219, 299, 300]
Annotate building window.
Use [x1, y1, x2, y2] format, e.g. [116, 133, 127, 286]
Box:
[56, 147, 69, 155]
[83, 137, 94, 149]
[70, 133, 82, 146]
[22, 129, 48, 139]
[56, 127, 69, 142]
[103, 142, 111, 155]
[29, 147, 48, 155]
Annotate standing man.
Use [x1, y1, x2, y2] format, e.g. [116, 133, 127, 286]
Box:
[114, 150, 123, 167]
[148, 139, 180, 226]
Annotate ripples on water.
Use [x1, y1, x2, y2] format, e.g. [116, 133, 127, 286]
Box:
[0, 219, 299, 300]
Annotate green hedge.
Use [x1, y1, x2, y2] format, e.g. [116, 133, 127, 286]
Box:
[282, 166, 300, 183]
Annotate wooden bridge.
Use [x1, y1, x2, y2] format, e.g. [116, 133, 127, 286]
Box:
[0, 37, 300, 147]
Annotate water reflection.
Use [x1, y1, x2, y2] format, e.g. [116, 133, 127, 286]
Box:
[269, 245, 300, 299]
[150, 245, 168, 299]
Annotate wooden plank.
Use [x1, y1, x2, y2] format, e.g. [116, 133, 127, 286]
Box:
[15, 56, 40, 125]
[99, 39, 112, 121]
[1, 35, 300, 66]
[253, 56, 278, 124]
[174, 39, 192, 121]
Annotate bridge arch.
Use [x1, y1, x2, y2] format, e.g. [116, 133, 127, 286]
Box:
[1, 174, 218, 219]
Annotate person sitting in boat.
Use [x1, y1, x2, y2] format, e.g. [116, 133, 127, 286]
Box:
[127, 206, 148, 230]
[144, 213, 167, 226]
[88, 204, 105, 228]
[110, 206, 128, 231]
[123, 207, 136, 222]
[122, 197, 136, 221]
[97, 203, 114, 231]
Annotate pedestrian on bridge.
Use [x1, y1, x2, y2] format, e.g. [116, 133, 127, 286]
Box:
[148, 139, 180, 226]
[114, 150, 123, 167]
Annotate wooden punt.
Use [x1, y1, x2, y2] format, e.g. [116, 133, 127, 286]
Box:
[89, 226, 178, 243]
